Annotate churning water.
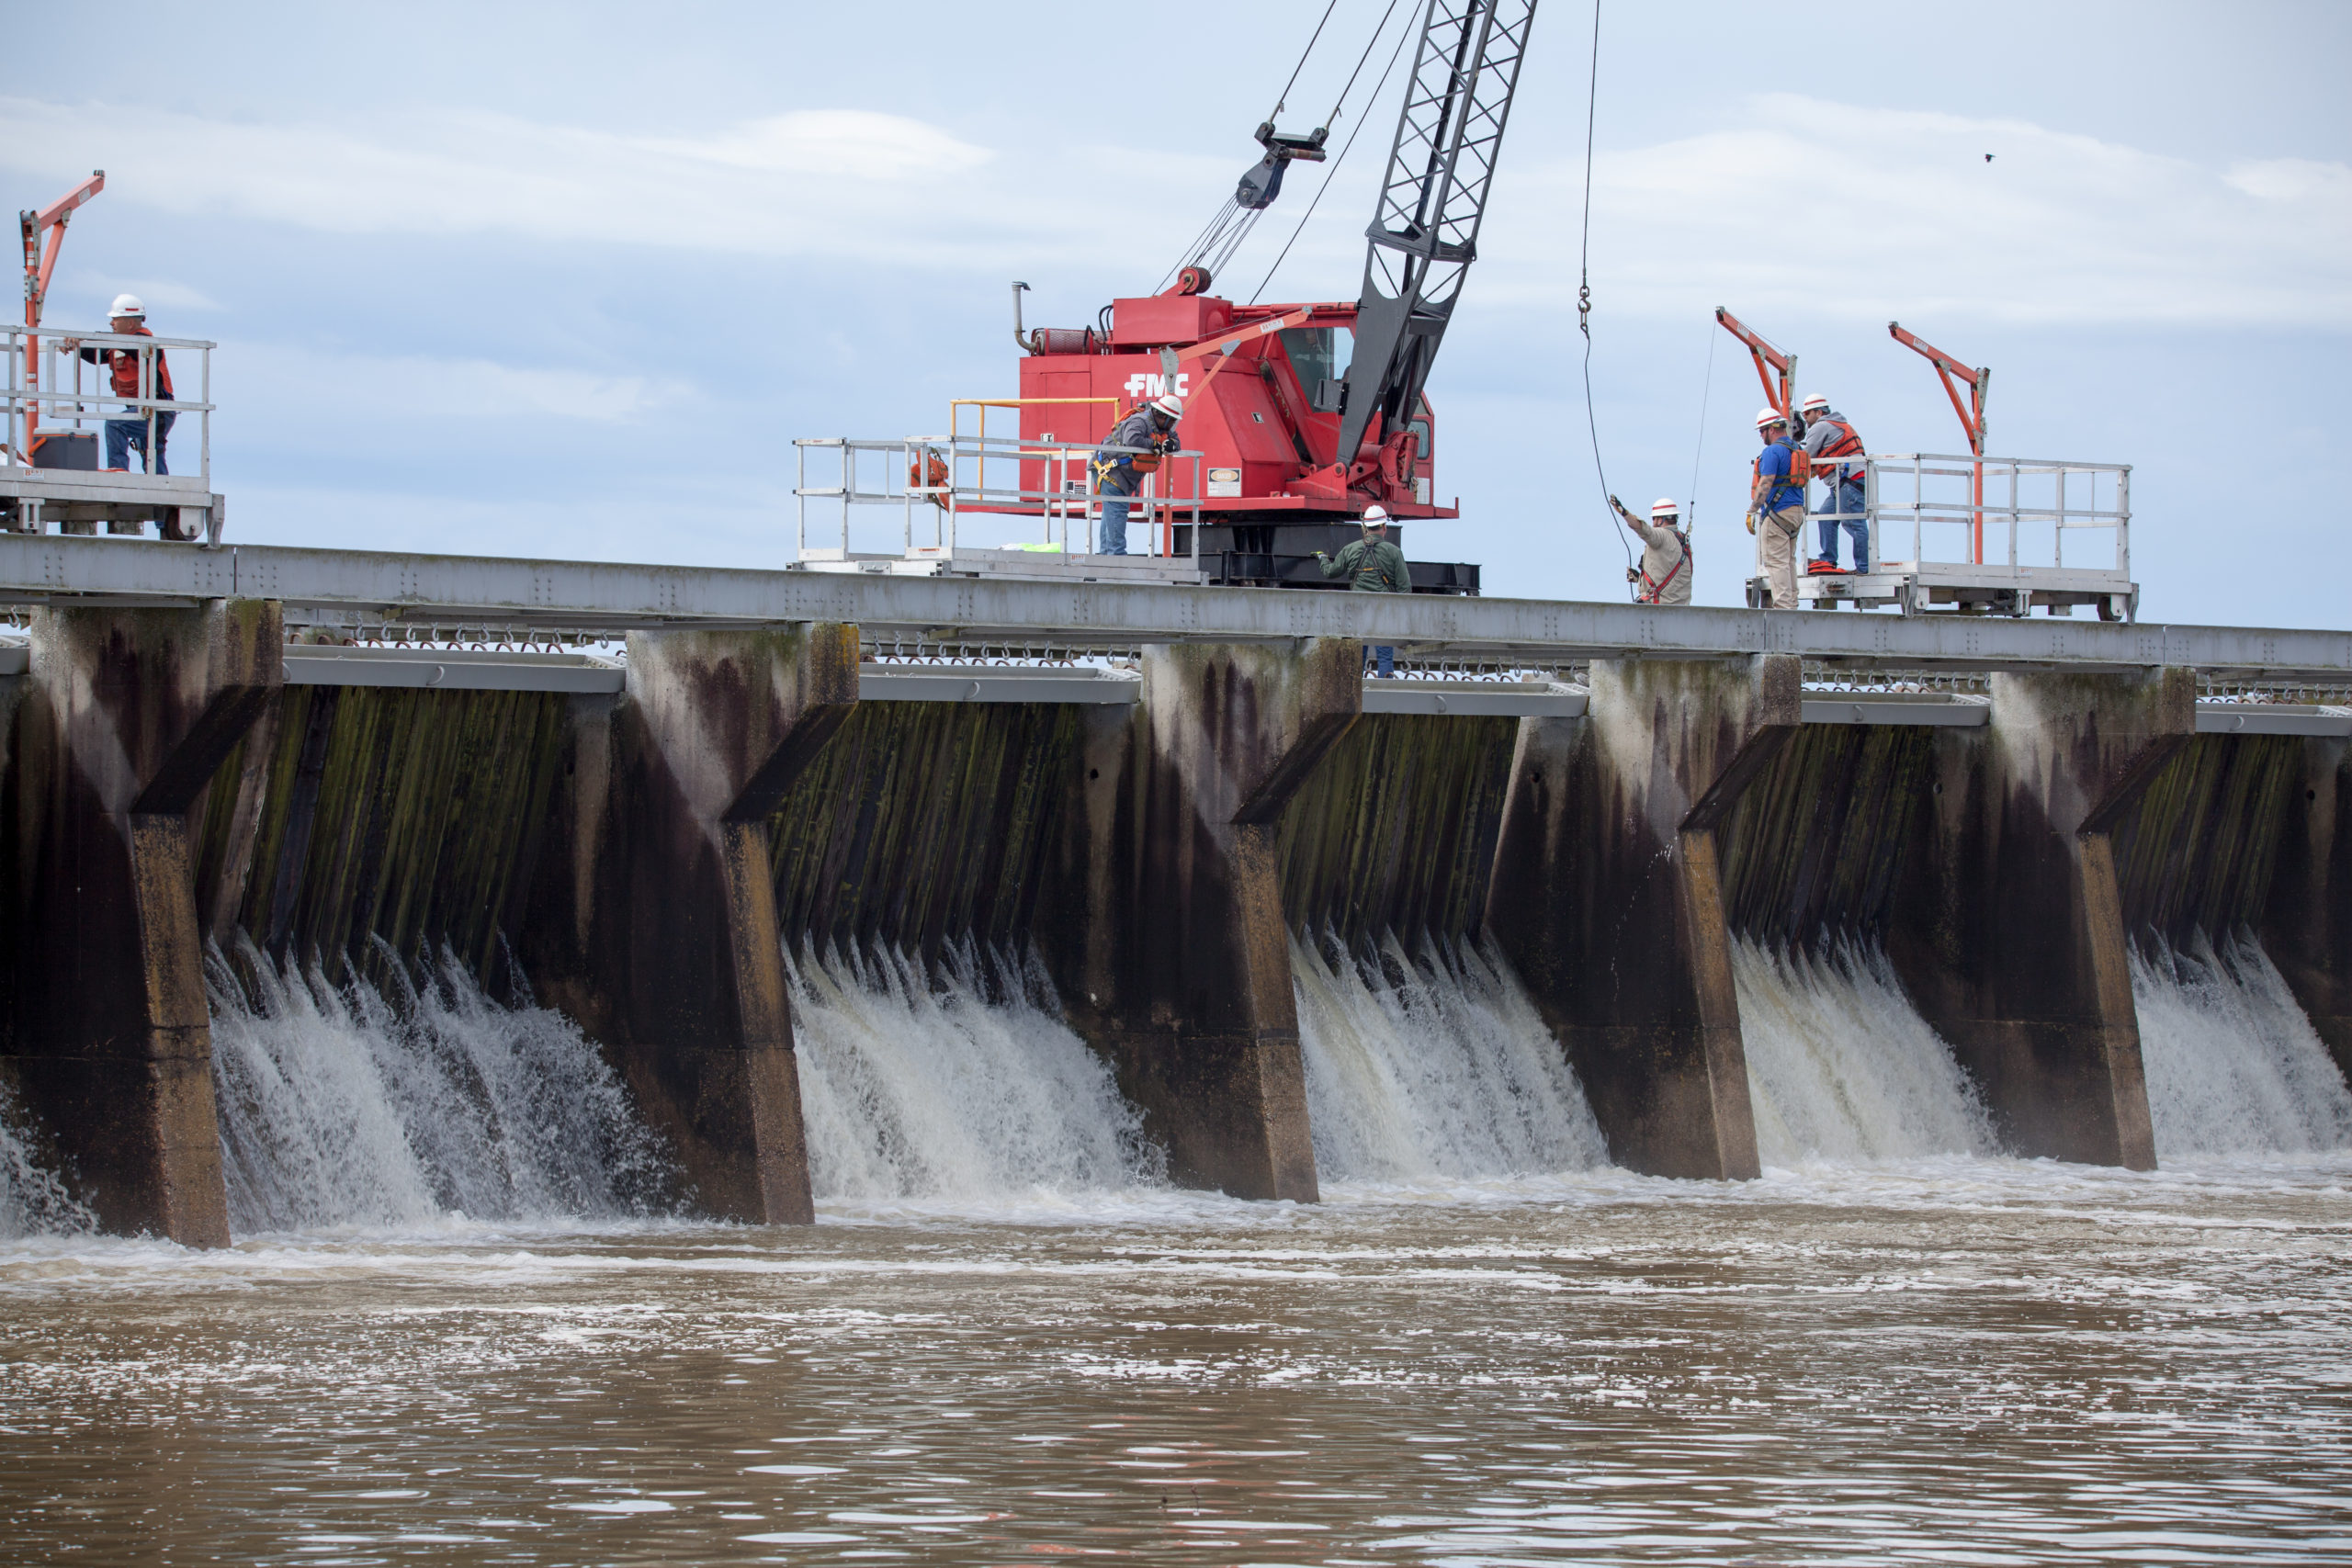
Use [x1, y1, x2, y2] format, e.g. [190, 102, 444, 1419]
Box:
[0, 1079, 92, 1241]
[1295, 932, 1609, 1181]
[206, 939, 673, 1232]
[2133, 932, 2352, 1158]
[1734, 938, 1998, 1165]
[4, 933, 2352, 1562]
[787, 942, 1161, 1205]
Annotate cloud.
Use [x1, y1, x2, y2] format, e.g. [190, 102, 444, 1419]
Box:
[1475, 96, 2352, 327]
[8, 92, 2345, 329]
[62, 273, 223, 312]
[0, 96, 1071, 268]
[229, 344, 690, 423]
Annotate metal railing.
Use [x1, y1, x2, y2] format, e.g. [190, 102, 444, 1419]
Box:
[4, 323, 215, 485]
[794, 432, 1205, 566]
[1782, 452, 2130, 579]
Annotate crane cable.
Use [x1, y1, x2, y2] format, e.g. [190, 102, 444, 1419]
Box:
[1158, 0, 1355, 296]
[1320, 0, 1405, 128]
[1572, 0, 1634, 592]
[1251, 3, 1416, 305]
[1686, 318, 1718, 531]
[1271, 0, 1341, 119]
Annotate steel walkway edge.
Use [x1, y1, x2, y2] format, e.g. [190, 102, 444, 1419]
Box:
[0, 536, 2347, 679]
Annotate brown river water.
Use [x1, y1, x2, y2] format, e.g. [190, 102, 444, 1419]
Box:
[4, 1157, 2349, 1566]
[3, 937, 2349, 1563]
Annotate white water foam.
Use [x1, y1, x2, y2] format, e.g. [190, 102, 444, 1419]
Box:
[1734, 940, 1996, 1166]
[0, 1077, 94, 1239]
[1294, 933, 1609, 1183]
[788, 942, 1162, 1204]
[2132, 933, 2352, 1158]
[208, 939, 673, 1232]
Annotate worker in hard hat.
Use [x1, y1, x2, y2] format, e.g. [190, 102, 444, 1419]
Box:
[1315, 504, 1411, 675]
[1610, 495, 1692, 604]
[59, 295, 175, 475]
[1798, 392, 1870, 576]
[1091, 393, 1184, 556]
[1748, 409, 1804, 609]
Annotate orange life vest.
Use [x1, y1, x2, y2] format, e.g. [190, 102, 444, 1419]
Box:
[101, 325, 172, 401]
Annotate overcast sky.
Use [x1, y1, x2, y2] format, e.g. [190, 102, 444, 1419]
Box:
[10, 1, 2346, 625]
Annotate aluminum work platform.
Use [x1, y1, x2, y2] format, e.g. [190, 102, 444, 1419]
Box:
[4, 324, 223, 545]
[1763, 452, 2135, 620]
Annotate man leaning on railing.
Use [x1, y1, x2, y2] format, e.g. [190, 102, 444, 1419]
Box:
[58, 294, 174, 475]
[1090, 393, 1183, 556]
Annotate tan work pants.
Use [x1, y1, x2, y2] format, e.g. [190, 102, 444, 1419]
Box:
[1758, 504, 1804, 609]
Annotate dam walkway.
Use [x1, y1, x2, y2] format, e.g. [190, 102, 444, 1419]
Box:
[1, 536, 2346, 1242]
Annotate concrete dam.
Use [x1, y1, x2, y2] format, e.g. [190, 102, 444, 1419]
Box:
[2, 539, 2350, 1244]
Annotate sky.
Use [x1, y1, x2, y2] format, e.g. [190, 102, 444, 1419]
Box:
[8, 0, 2347, 626]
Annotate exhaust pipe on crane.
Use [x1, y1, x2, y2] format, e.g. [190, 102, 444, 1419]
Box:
[1011, 281, 1100, 356]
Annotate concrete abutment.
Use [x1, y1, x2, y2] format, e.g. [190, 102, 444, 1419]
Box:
[1486, 655, 1795, 1180]
[2, 601, 281, 1244]
[1041, 639, 1363, 1202]
[521, 623, 860, 1225]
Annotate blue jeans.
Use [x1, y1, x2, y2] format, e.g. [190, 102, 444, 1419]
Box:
[1368, 645, 1395, 678]
[1813, 479, 1868, 570]
[1098, 491, 1134, 556]
[106, 409, 175, 474]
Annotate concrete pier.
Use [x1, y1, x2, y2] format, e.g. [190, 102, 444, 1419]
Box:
[1884, 671, 2193, 1168]
[2264, 741, 2352, 1079]
[0, 532, 2347, 1239]
[2, 602, 280, 1243]
[1487, 656, 1796, 1179]
[525, 625, 859, 1224]
[1045, 640, 1361, 1201]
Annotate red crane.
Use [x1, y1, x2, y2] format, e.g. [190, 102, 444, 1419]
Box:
[1007, 0, 1537, 591]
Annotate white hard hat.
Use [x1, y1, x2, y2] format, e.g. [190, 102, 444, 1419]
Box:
[108, 293, 145, 319]
[1649, 498, 1680, 518]
[1150, 393, 1184, 420]
[1799, 392, 1829, 413]
[1755, 406, 1788, 428]
[1362, 504, 1391, 524]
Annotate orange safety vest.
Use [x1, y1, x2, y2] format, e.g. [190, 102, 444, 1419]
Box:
[1810, 416, 1863, 463]
[100, 325, 173, 401]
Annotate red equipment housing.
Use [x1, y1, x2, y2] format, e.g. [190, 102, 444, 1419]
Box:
[1015, 292, 1450, 525]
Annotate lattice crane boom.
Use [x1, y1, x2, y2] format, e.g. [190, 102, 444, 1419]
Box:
[1335, 0, 1538, 468]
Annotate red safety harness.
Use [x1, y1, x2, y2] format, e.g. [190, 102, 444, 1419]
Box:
[1637, 528, 1691, 604]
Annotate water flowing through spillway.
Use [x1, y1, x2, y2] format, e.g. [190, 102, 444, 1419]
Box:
[1733, 940, 1997, 1166]
[207, 940, 673, 1232]
[2132, 934, 2352, 1158]
[0, 1079, 93, 1240]
[1294, 933, 1609, 1182]
[787, 943, 1162, 1203]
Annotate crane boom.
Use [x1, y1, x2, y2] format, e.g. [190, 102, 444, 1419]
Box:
[1334, 0, 1537, 468]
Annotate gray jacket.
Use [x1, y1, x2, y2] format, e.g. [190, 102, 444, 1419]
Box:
[1801, 408, 1866, 486]
[1093, 409, 1173, 496]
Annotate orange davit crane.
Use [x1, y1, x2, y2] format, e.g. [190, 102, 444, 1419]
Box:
[16, 169, 106, 459]
[1888, 321, 1989, 564]
[1713, 306, 1795, 420]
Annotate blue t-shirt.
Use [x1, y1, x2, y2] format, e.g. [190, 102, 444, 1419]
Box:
[1756, 439, 1803, 512]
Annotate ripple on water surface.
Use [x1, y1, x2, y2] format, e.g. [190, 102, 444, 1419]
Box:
[2, 1156, 2348, 1565]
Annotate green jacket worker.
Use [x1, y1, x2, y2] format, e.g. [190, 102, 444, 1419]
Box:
[1317, 505, 1411, 677]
